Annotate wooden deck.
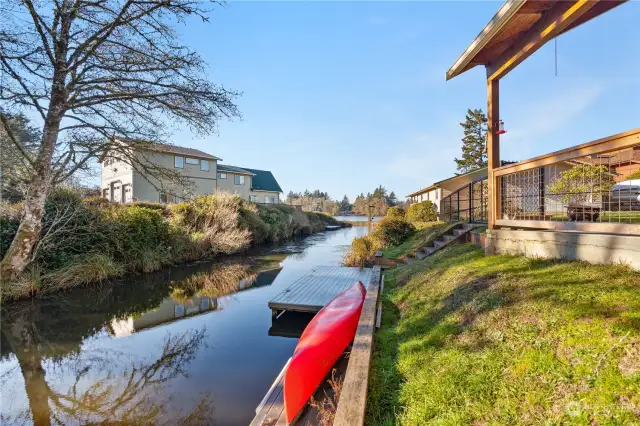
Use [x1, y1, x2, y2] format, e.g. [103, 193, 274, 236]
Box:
[268, 266, 373, 315]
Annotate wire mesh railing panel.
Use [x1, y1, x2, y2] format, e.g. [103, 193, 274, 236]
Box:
[441, 178, 488, 223]
[499, 145, 640, 224]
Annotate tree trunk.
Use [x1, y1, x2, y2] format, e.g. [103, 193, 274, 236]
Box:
[1, 177, 49, 280]
[1, 116, 62, 280]
[2, 307, 52, 426]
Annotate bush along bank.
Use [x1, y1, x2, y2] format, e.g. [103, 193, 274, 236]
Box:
[343, 201, 441, 267]
[0, 189, 346, 300]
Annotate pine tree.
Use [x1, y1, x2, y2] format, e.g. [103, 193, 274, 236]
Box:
[387, 191, 398, 206]
[454, 108, 488, 174]
[339, 195, 351, 212]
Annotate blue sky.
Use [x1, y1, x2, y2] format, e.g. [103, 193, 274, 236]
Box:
[173, 1, 639, 202]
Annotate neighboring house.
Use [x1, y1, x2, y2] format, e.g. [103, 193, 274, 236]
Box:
[100, 142, 282, 204]
[407, 185, 449, 211]
[243, 167, 283, 204]
[216, 165, 282, 204]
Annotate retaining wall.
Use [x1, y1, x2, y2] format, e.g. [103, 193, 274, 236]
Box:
[485, 229, 640, 271]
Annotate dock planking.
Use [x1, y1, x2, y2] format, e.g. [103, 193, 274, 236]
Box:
[268, 266, 373, 315]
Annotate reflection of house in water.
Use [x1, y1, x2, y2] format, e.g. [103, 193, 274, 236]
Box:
[109, 267, 284, 338]
[110, 295, 217, 337]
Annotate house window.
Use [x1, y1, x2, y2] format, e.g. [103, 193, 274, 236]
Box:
[435, 191, 439, 199]
[201, 160, 209, 171]
[103, 188, 109, 199]
[250, 195, 258, 202]
[160, 192, 174, 204]
[217, 173, 227, 179]
[174, 156, 184, 168]
[234, 175, 245, 185]
[185, 157, 199, 165]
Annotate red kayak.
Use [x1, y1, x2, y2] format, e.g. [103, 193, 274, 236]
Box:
[284, 281, 366, 424]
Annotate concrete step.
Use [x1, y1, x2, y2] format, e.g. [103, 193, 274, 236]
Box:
[433, 240, 446, 249]
[423, 246, 437, 255]
[462, 223, 474, 230]
[405, 256, 415, 265]
[453, 229, 466, 236]
[416, 251, 428, 259]
[443, 234, 457, 243]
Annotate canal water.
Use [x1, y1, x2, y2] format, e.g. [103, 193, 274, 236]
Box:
[0, 224, 369, 426]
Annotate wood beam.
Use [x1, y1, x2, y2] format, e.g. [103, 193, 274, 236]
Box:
[493, 128, 640, 177]
[487, 79, 500, 229]
[487, 0, 600, 81]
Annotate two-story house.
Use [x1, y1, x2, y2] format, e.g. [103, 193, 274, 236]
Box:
[100, 142, 282, 204]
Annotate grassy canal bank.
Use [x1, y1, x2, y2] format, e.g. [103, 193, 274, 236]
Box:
[0, 189, 345, 300]
[367, 244, 640, 425]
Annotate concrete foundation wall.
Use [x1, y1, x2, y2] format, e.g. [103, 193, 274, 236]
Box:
[485, 229, 640, 271]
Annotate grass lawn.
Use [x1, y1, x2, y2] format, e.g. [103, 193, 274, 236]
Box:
[368, 244, 640, 425]
[382, 222, 453, 259]
[550, 211, 640, 223]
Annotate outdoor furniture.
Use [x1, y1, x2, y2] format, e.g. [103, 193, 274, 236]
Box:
[567, 205, 601, 222]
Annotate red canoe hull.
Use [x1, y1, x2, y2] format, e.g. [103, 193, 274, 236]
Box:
[284, 281, 366, 424]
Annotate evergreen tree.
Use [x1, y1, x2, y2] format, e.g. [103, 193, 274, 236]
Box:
[339, 195, 351, 212]
[454, 108, 488, 174]
[387, 191, 398, 206]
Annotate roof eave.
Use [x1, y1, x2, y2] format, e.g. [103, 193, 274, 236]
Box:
[446, 0, 526, 81]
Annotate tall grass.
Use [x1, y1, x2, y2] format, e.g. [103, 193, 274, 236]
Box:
[1, 190, 345, 300]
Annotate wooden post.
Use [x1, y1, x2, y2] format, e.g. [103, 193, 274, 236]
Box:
[487, 78, 500, 229]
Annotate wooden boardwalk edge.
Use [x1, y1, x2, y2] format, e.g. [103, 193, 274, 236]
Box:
[333, 265, 382, 426]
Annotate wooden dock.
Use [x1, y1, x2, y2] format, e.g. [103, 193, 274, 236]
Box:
[253, 266, 383, 426]
[268, 266, 373, 316]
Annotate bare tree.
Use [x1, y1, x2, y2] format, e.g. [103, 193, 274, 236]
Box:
[0, 0, 240, 278]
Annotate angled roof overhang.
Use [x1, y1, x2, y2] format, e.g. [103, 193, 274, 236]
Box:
[446, 0, 627, 81]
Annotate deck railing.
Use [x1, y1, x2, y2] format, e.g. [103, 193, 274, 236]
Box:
[441, 177, 488, 223]
[492, 129, 640, 234]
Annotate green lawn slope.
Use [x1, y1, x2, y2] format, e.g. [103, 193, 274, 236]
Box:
[368, 244, 640, 425]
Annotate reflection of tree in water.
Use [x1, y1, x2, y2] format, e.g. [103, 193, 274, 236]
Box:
[170, 262, 257, 303]
[2, 325, 211, 425]
[0, 258, 283, 425]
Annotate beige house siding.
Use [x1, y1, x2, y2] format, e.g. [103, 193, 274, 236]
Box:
[410, 188, 449, 212]
[250, 190, 280, 204]
[101, 148, 282, 204]
[101, 158, 133, 202]
[216, 172, 252, 199]
[101, 150, 218, 203]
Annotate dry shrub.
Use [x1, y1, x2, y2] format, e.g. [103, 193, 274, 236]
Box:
[170, 263, 255, 301]
[309, 369, 343, 426]
[0, 265, 42, 300]
[344, 234, 382, 267]
[169, 192, 252, 255]
[44, 253, 124, 291]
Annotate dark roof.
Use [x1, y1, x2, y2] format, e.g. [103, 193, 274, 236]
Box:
[216, 164, 254, 175]
[144, 142, 221, 160]
[242, 168, 283, 193]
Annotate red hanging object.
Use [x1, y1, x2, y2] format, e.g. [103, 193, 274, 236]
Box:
[495, 120, 506, 135]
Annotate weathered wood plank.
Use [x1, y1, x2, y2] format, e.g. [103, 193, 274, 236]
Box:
[333, 266, 382, 426]
[269, 266, 373, 313]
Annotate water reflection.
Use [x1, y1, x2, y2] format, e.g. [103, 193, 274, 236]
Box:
[1, 226, 369, 425]
[3, 327, 210, 425]
[1, 258, 280, 425]
[269, 311, 315, 339]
